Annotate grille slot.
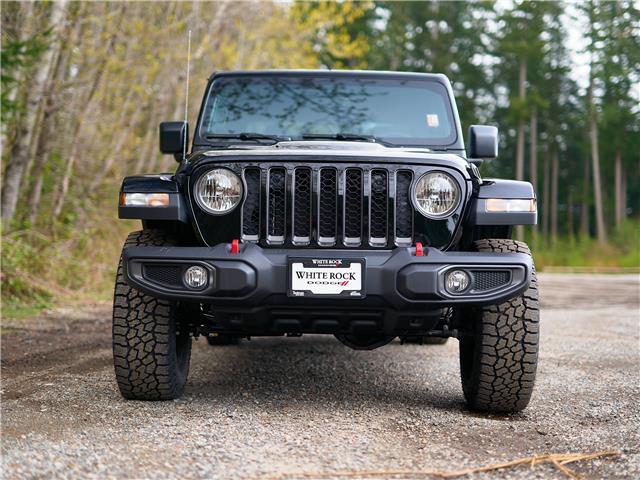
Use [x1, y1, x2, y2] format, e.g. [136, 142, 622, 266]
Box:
[473, 271, 511, 291]
[144, 265, 182, 287]
[318, 169, 338, 245]
[267, 167, 286, 244]
[293, 168, 312, 244]
[242, 168, 261, 241]
[344, 169, 363, 246]
[369, 169, 388, 246]
[395, 171, 413, 245]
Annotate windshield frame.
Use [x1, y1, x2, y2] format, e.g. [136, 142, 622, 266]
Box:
[193, 70, 463, 150]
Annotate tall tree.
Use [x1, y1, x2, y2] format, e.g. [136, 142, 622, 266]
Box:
[494, 1, 563, 239]
[1, 1, 68, 223]
[365, 1, 494, 129]
[584, 0, 607, 243]
[597, 1, 640, 227]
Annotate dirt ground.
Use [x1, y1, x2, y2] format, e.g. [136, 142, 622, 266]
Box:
[1, 273, 639, 479]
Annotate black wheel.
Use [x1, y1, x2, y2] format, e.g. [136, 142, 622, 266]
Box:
[112, 230, 192, 400]
[207, 335, 241, 346]
[403, 336, 449, 345]
[459, 239, 539, 413]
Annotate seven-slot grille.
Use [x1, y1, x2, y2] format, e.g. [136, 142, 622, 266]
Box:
[241, 166, 414, 248]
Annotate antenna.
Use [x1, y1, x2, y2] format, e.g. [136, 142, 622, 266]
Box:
[182, 29, 192, 162]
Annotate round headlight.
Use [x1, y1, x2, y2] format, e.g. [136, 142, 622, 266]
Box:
[414, 172, 460, 218]
[194, 168, 243, 214]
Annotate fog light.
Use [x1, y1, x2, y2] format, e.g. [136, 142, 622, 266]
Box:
[446, 270, 470, 293]
[184, 266, 208, 289]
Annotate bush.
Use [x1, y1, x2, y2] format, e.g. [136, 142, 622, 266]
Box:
[1, 214, 135, 318]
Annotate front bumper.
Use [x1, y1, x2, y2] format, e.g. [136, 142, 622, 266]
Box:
[123, 243, 532, 309]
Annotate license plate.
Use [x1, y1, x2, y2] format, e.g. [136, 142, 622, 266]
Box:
[288, 258, 365, 298]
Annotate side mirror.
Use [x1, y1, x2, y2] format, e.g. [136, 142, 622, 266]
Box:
[468, 125, 498, 160]
[159, 121, 188, 159]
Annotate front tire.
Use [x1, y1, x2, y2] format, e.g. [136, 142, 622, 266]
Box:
[459, 239, 539, 413]
[112, 230, 192, 400]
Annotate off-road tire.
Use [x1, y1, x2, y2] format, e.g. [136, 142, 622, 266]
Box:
[459, 239, 539, 413]
[207, 335, 241, 346]
[112, 229, 192, 400]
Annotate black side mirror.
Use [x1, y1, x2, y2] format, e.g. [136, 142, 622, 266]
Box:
[159, 121, 188, 160]
[468, 125, 498, 160]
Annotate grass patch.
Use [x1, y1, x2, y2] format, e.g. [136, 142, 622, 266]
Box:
[1, 208, 135, 316]
[529, 220, 640, 269]
[1, 301, 49, 320]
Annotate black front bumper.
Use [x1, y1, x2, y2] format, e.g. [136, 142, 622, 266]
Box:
[123, 243, 532, 310]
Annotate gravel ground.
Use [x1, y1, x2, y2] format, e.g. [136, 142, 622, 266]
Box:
[2, 273, 639, 479]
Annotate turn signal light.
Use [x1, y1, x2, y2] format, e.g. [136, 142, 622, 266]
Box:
[120, 192, 170, 207]
[485, 198, 536, 213]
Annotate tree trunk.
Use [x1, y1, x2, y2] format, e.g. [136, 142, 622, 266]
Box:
[551, 149, 559, 241]
[0, 2, 35, 151]
[542, 151, 550, 241]
[529, 106, 538, 238]
[1, 1, 69, 223]
[567, 190, 574, 240]
[27, 15, 75, 224]
[580, 155, 590, 236]
[588, 81, 607, 243]
[515, 59, 527, 240]
[52, 10, 119, 219]
[587, 50, 607, 243]
[621, 165, 627, 224]
[614, 150, 623, 226]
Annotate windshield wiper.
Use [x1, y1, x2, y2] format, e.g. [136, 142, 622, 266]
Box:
[301, 133, 387, 145]
[205, 132, 292, 143]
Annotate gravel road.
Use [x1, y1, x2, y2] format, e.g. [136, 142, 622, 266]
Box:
[2, 274, 639, 479]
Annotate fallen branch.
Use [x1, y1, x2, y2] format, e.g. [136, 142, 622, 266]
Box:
[262, 451, 619, 480]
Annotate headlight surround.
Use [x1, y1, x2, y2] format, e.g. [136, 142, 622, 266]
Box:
[413, 171, 460, 218]
[194, 168, 243, 214]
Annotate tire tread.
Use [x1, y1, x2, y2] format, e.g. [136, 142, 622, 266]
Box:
[461, 239, 539, 412]
[112, 230, 191, 400]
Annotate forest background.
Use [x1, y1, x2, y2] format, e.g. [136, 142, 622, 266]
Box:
[1, 0, 638, 315]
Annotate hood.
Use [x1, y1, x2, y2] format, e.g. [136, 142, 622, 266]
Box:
[182, 141, 470, 175]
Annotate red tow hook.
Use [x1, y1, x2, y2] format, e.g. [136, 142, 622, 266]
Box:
[230, 239, 240, 254]
[415, 242, 424, 257]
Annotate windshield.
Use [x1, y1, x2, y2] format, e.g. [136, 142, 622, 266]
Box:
[197, 75, 457, 147]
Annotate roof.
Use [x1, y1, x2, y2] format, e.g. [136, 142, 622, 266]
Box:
[208, 69, 448, 82]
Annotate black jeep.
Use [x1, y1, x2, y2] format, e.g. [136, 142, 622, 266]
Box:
[114, 70, 539, 412]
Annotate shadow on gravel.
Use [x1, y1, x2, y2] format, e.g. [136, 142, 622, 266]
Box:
[186, 336, 467, 413]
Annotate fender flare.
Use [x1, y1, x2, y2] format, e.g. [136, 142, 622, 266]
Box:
[118, 174, 188, 223]
[471, 179, 537, 226]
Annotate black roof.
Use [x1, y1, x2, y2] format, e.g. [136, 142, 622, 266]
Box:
[209, 69, 449, 82]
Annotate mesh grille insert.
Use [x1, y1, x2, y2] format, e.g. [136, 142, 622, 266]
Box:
[144, 265, 182, 287]
[344, 169, 363, 242]
[267, 168, 286, 241]
[395, 171, 413, 242]
[293, 168, 312, 241]
[242, 168, 261, 239]
[318, 169, 337, 242]
[369, 169, 388, 242]
[473, 271, 510, 291]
